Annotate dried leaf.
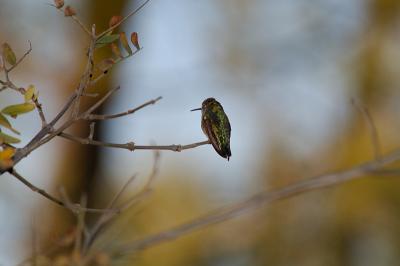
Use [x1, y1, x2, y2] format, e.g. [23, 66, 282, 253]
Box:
[54, 0, 64, 9]
[109, 15, 122, 28]
[64, 6, 76, 17]
[2, 103, 36, 118]
[120, 32, 132, 55]
[0, 113, 20, 135]
[98, 58, 115, 72]
[0, 132, 20, 144]
[24, 84, 37, 102]
[2, 43, 16, 66]
[95, 34, 120, 48]
[110, 43, 122, 59]
[130, 32, 140, 50]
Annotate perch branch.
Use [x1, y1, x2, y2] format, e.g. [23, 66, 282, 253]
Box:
[59, 132, 210, 153]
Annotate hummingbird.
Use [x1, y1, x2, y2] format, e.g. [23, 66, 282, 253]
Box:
[191, 98, 231, 161]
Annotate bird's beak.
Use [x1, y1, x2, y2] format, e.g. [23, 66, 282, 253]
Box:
[190, 108, 202, 112]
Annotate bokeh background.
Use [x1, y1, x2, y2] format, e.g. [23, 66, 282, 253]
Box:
[2, 0, 400, 265]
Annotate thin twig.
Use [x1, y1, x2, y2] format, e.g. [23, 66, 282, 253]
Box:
[134, 140, 211, 151]
[89, 48, 142, 86]
[9, 169, 117, 214]
[71, 24, 97, 118]
[86, 96, 162, 121]
[96, 0, 150, 39]
[7, 40, 32, 73]
[88, 122, 96, 140]
[32, 97, 47, 128]
[114, 148, 400, 254]
[82, 174, 138, 252]
[81, 86, 120, 118]
[74, 195, 88, 255]
[59, 132, 135, 150]
[85, 151, 160, 257]
[351, 98, 382, 160]
[71, 15, 92, 36]
[9, 168, 65, 207]
[51, 4, 92, 36]
[59, 133, 210, 152]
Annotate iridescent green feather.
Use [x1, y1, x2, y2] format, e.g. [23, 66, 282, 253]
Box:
[200, 98, 231, 160]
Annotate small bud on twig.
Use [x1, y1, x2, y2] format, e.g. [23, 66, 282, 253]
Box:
[109, 15, 122, 28]
[54, 0, 64, 9]
[64, 6, 76, 17]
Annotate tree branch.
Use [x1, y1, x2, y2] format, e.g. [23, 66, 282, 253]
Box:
[59, 132, 210, 152]
[8, 169, 118, 214]
[114, 148, 400, 254]
[9, 168, 65, 207]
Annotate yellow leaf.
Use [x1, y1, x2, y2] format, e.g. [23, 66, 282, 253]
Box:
[24, 85, 37, 102]
[2, 43, 16, 66]
[2, 103, 36, 118]
[0, 113, 20, 134]
[0, 147, 15, 170]
[0, 147, 15, 160]
[0, 132, 20, 144]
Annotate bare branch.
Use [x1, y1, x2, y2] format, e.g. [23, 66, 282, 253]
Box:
[32, 97, 47, 128]
[86, 96, 162, 121]
[59, 133, 210, 153]
[51, 4, 91, 36]
[71, 24, 97, 118]
[134, 140, 211, 151]
[114, 148, 400, 254]
[9, 168, 65, 207]
[84, 151, 160, 255]
[89, 48, 142, 86]
[81, 86, 121, 118]
[82, 174, 138, 252]
[71, 15, 92, 36]
[9, 169, 117, 214]
[59, 132, 135, 150]
[351, 98, 382, 160]
[117, 150, 160, 211]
